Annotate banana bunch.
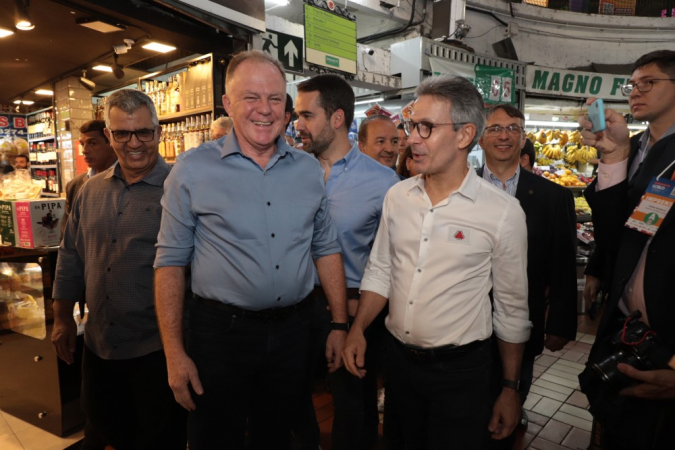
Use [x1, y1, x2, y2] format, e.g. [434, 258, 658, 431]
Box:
[542, 144, 563, 160]
[537, 130, 548, 144]
[536, 156, 555, 166]
[527, 131, 537, 143]
[564, 145, 579, 165]
[568, 130, 583, 145]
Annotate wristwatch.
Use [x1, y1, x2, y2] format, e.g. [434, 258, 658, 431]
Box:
[330, 321, 350, 331]
[503, 378, 521, 392]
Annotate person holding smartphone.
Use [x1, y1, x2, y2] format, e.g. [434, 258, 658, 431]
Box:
[578, 50, 675, 450]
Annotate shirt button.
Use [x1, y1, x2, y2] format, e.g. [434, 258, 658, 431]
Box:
[430, 209, 434, 213]
[267, 202, 271, 206]
[271, 233, 275, 238]
[405, 331, 410, 335]
[107, 267, 111, 272]
[627, 287, 633, 293]
[417, 268, 421, 273]
[276, 265, 280, 269]
[277, 297, 281, 301]
[424, 238, 428, 242]
[409, 301, 413, 305]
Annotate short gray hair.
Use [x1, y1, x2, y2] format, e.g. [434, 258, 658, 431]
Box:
[415, 76, 485, 150]
[226, 50, 286, 91]
[104, 89, 159, 129]
[211, 116, 233, 135]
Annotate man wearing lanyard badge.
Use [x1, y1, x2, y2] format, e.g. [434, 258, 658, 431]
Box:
[578, 50, 675, 450]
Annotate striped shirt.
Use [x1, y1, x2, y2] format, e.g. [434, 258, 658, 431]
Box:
[53, 158, 170, 360]
[482, 164, 521, 197]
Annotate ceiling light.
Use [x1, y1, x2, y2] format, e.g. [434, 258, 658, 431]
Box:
[14, 0, 34, 31]
[354, 97, 384, 105]
[22, 100, 34, 105]
[0, 28, 14, 38]
[13, 100, 21, 104]
[79, 70, 96, 91]
[35, 89, 53, 95]
[142, 42, 176, 53]
[93, 64, 113, 72]
[76, 18, 126, 33]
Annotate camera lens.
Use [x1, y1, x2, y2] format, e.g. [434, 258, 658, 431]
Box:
[591, 348, 640, 391]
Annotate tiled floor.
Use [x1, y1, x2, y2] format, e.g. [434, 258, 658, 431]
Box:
[0, 317, 599, 450]
[313, 315, 600, 450]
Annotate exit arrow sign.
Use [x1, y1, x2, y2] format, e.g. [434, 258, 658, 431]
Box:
[258, 30, 304, 75]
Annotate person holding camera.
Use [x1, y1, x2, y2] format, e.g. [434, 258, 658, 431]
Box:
[578, 50, 675, 450]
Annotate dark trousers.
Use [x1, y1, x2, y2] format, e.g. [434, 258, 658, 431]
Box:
[384, 336, 492, 450]
[292, 292, 388, 450]
[187, 297, 311, 450]
[80, 345, 187, 450]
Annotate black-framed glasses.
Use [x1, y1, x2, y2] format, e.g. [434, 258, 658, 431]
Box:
[620, 79, 675, 96]
[484, 125, 524, 137]
[403, 120, 467, 139]
[109, 128, 156, 143]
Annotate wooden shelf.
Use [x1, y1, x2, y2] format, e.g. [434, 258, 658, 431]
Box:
[27, 136, 55, 143]
[31, 164, 57, 169]
[158, 106, 213, 122]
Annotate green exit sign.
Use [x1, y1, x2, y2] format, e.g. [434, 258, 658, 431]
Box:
[304, 3, 357, 75]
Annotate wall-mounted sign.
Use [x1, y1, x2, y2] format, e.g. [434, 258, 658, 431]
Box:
[526, 65, 629, 100]
[429, 57, 516, 105]
[256, 30, 304, 75]
[0, 114, 27, 140]
[304, 3, 357, 75]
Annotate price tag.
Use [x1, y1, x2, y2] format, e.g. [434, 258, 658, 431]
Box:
[555, 169, 567, 177]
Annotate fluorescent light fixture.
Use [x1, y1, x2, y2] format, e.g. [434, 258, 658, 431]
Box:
[627, 124, 648, 130]
[13, 100, 21, 104]
[526, 121, 581, 128]
[22, 100, 34, 105]
[354, 97, 384, 106]
[76, 18, 126, 33]
[0, 28, 14, 38]
[35, 89, 53, 95]
[93, 64, 113, 72]
[142, 42, 176, 53]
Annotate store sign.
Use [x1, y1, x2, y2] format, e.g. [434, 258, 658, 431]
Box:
[171, 0, 266, 32]
[304, 3, 357, 75]
[429, 57, 515, 105]
[0, 114, 28, 140]
[526, 65, 628, 100]
[255, 30, 304, 75]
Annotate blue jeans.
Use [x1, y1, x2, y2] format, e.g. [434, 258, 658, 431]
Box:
[187, 297, 311, 450]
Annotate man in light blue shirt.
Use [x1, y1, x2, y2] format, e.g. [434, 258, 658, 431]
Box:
[154, 51, 349, 450]
[292, 74, 399, 450]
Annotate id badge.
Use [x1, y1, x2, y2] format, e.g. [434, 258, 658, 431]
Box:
[625, 176, 675, 236]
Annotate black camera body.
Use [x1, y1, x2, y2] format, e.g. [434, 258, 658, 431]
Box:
[591, 311, 674, 392]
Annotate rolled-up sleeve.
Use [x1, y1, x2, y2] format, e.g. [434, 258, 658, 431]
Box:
[310, 171, 341, 260]
[359, 191, 392, 299]
[491, 203, 531, 343]
[154, 156, 196, 268]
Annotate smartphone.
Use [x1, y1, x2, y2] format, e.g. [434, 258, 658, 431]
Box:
[588, 99, 606, 133]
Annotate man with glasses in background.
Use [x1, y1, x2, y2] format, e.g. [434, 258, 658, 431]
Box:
[51, 89, 186, 449]
[578, 50, 675, 450]
[342, 76, 531, 449]
[478, 104, 577, 448]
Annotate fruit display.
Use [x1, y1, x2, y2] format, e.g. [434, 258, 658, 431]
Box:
[575, 197, 592, 215]
[564, 145, 598, 164]
[541, 144, 563, 160]
[541, 169, 587, 187]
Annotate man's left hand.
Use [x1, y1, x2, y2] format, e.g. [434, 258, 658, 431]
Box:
[618, 364, 675, 399]
[489, 388, 521, 440]
[326, 329, 347, 373]
[544, 335, 570, 353]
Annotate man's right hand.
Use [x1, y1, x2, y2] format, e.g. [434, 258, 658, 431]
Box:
[51, 315, 77, 364]
[166, 352, 204, 411]
[342, 329, 367, 379]
[579, 98, 631, 164]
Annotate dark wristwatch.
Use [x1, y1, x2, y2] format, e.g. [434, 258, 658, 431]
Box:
[503, 378, 521, 392]
[330, 321, 350, 331]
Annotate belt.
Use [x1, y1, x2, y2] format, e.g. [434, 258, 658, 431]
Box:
[312, 286, 360, 299]
[194, 295, 311, 321]
[392, 335, 487, 364]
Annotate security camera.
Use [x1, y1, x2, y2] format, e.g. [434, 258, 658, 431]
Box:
[362, 48, 375, 56]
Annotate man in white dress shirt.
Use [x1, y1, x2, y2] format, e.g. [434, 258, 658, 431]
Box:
[343, 75, 531, 449]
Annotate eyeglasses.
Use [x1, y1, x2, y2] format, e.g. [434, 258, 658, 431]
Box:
[109, 128, 156, 143]
[403, 120, 467, 139]
[620, 79, 675, 96]
[484, 125, 524, 137]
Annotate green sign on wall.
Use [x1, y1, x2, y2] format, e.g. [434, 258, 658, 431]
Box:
[474, 65, 515, 105]
[304, 3, 357, 75]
